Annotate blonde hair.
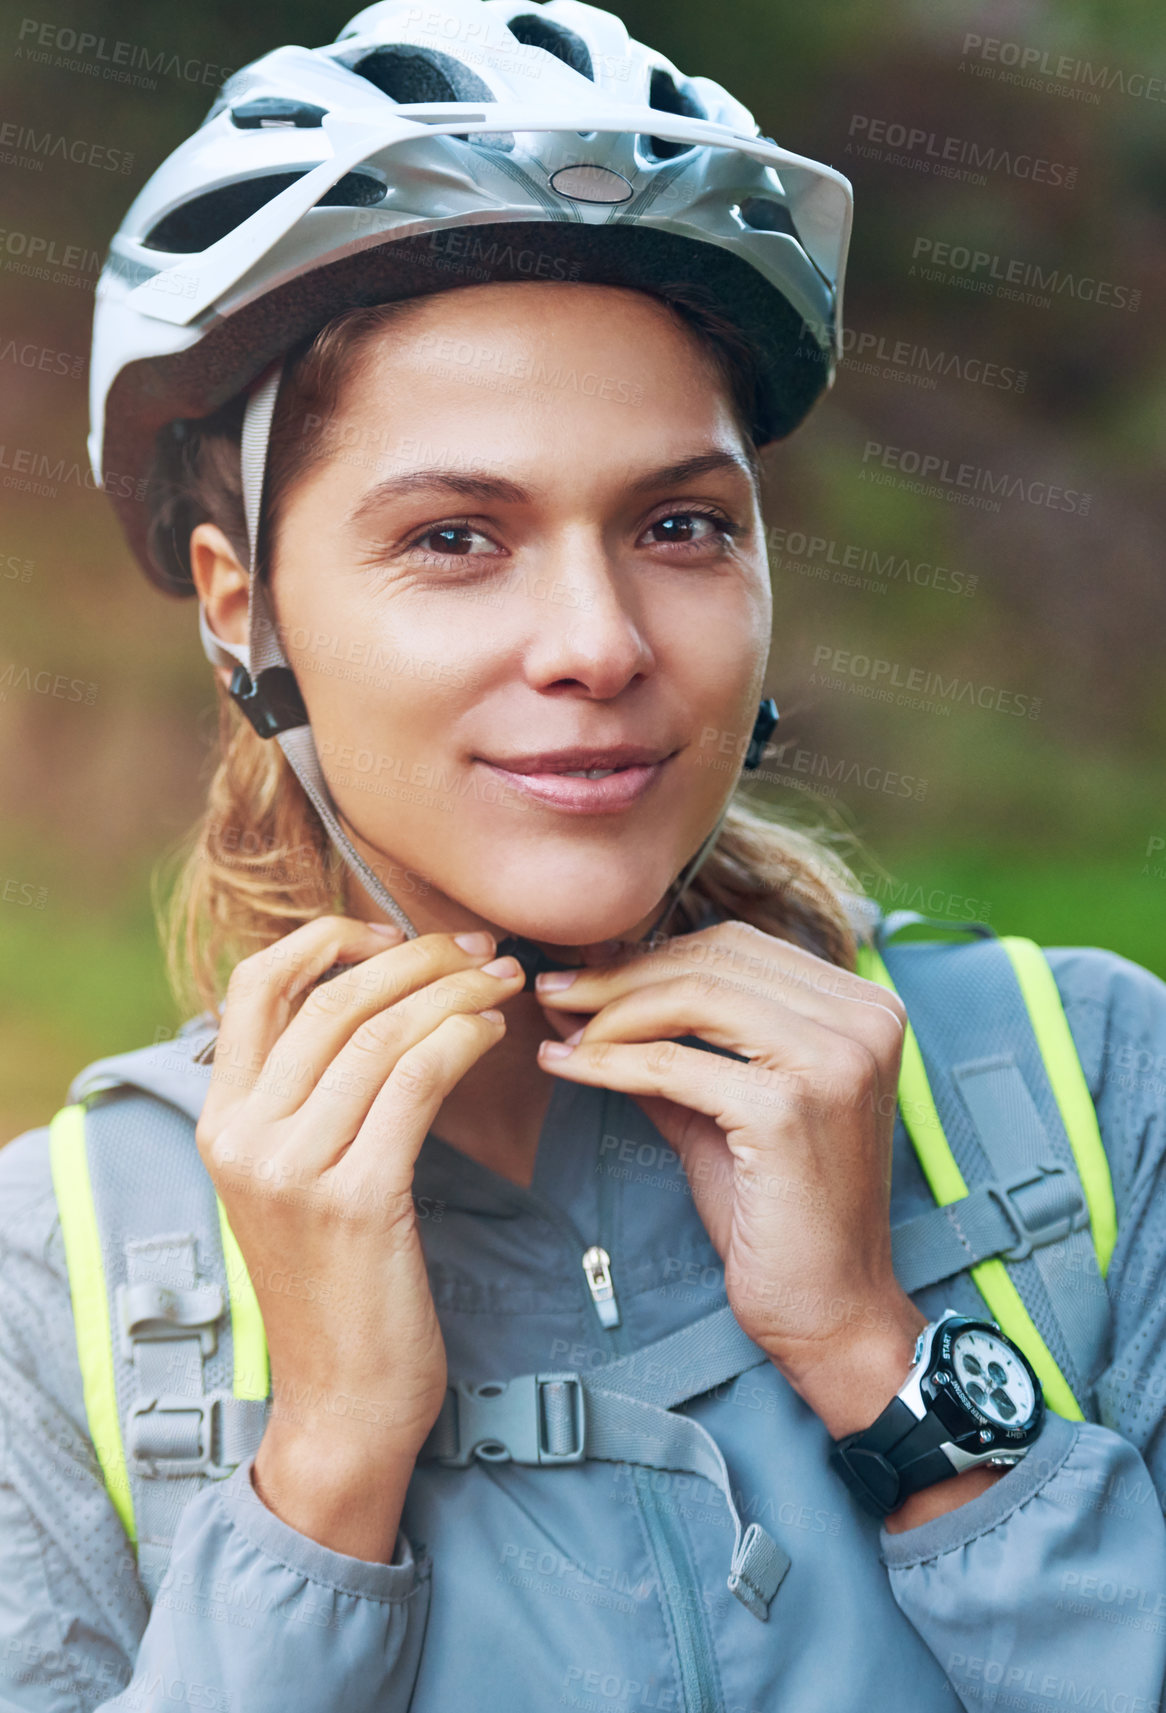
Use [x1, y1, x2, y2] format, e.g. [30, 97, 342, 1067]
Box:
[146, 285, 865, 1023]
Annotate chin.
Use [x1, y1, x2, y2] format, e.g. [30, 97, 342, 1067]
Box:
[475, 876, 674, 951]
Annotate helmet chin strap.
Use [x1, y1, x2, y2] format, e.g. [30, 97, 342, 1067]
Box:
[206, 358, 420, 938]
[202, 360, 778, 991]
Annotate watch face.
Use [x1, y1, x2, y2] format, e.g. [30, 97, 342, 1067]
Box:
[950, 1328, 1037, 1426]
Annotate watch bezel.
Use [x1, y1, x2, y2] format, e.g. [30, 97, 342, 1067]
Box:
[922, 1316, 1045, 1455]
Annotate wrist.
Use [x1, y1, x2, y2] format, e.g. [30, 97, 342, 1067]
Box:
[253, 1425, 419, 1562]
[765, 1296, 930, 1440]
[882, 1462, 1007, 1532]
[799, 1305, 1032, 1531]
[766, 1299, 1011, 1530]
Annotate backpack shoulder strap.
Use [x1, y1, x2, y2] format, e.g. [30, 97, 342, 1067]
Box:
[855, 910, 1116, 1422]
[49, 1027, 269, 1603]
[994, 934, 1117, 1272]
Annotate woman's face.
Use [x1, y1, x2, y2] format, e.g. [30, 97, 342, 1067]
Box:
[266, 280, 772, 948]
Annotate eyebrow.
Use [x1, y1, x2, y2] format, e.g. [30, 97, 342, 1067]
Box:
[344, 448, 760, 533]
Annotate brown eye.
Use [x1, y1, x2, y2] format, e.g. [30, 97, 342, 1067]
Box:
[404, 522, 502, 561]
[413, 526, 472, 557]
[642, 509, 738, 548]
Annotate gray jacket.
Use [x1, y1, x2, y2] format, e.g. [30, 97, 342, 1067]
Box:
[2, 942, 1166, 1713]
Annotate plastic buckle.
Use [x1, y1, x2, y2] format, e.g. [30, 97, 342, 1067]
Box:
[743, 698, 779, 771]
[126, 1392, 236, 1478]
[987, 1161, 1090, 1262]
[443, 1373, 586, 1467]
[228, 664, 308, 739]
[116, 1281, 223, 1363]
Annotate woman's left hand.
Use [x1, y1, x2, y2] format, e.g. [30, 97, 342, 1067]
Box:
[536, 920, 929, 1418]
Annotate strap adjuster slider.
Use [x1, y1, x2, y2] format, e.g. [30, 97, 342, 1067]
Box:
[987, 1161, 1089, 1262]
[126, 1391, 238, 1478]
[116, 1280, 224, 1361]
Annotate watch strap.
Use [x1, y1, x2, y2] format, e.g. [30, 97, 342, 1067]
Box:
[831, 1396, 959, 1516]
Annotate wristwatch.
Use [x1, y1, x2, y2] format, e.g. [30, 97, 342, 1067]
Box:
[829, 1309, 1045, 1517]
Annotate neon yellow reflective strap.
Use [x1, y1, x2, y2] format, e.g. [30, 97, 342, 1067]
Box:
[47, 1104, 137, 1540]
[854, 942, 1085, 1421]
[854, 942, 962, 1196]
[999, 936, 1117, 1278]
[215, 1196, 269, 1402]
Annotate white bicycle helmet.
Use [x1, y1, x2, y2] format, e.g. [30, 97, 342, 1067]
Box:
[88, 0, 852, 956]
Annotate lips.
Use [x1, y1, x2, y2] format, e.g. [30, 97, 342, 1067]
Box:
[477, 744, 677, 813]
[485, 744, 674, 775]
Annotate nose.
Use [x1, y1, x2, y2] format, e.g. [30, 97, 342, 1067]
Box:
[521, 528, 656, 700]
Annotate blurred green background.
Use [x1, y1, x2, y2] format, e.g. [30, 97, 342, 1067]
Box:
[1, 0, 1163, 1139]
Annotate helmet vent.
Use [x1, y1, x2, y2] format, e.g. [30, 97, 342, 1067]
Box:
[506, 14, 594, 80]
[230, 97, 328, 128]
[642, 68, 706, 161]
[142, 170, 387, 252]
[736, 196, 800, 240]
[349, 44, 494, 105]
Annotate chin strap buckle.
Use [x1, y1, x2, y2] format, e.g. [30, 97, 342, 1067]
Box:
[743, 698, 779, 770]
[229, 665, 309, 738]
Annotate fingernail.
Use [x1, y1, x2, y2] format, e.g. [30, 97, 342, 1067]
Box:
[368, 921, 404, 936]
[535, 969, 578, 992]
[563, 1026, 585, 1045]
[455, 931, 495, 955]
[540, 1040, 575, 1059]
[480, 1008, 504, 1024]
[481, 956, 520, 979]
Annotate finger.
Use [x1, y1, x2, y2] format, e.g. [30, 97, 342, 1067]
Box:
[565, 972, 906, 1083]
[537, 1034, 750, 1134]
[536, 921, 906, 1036]
[285, 958, 526, 1159]
[246, 930, 501, 1122]
[333, 1008, 509, 1199]
[535, 921, 886, 1012]
[539, 1023, 887, 1141]
[203, 915, 406, 1131]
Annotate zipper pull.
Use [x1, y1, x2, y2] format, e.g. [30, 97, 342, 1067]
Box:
[582, 1244, 621, 1328]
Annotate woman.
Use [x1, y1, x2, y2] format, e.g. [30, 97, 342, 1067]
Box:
[2, 4, 1165, 1710]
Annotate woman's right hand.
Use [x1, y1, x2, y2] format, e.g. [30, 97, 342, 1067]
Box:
[194, 915, 526, 1559]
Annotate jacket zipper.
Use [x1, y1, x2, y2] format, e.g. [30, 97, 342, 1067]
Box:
[582, 1244, 620, 1327]
[501, 1090, 721, 1710]
[592, 1093, 722, 1713]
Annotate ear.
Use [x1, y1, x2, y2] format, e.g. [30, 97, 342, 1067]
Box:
[189, 522, 249, 692]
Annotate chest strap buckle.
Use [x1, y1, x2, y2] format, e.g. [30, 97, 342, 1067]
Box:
[425, 1372, 587, 1467]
